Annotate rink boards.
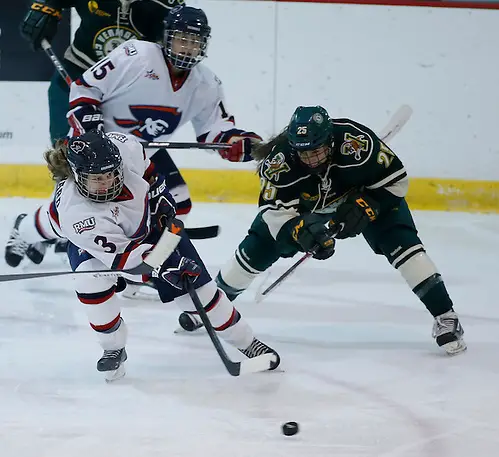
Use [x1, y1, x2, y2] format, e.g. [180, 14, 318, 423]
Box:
[0, 164, 497, 213]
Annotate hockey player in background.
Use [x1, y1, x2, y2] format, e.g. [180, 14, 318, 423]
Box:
[20, 0, 183, 144]
[181, 106, 467, 356]
[7, 5, 261, 269]
[17, 0, 183, 262]
[42, 129, 279, 381]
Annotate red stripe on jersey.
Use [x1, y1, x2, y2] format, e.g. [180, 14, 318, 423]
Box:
[111, 239, 142, 270]
[143, 162, 155, 182]
[49, 201, 60, 228]
[69, 97, 101, 108]
[34, 207, 51, 240]
[131, 195, 149, 239]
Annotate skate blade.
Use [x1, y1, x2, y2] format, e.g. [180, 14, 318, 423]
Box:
[443, 339, 467, 356]
[239, 353, 278, 375]
[104, 364, 126, 383]
[173, 325, 205, 335]
[120, 288, 159, 301]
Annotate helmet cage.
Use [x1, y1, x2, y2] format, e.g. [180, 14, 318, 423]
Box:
[72, 164, 124, 203]
[296, 144, 331, 169]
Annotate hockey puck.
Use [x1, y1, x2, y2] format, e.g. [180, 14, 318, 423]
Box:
[282, 421, 299, 436]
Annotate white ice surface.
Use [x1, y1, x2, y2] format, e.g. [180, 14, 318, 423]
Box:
[0, 198, 498, 457]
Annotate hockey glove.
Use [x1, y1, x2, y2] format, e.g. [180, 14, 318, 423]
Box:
[20, 1, 63, 51]
[291, 213, 336, 260]
[216, 129, 262, 162]
[329, 191, 380, 239]
[155, 252, 202, 290]
[148, 174, 177, 232]
[67, 105, 104, 136]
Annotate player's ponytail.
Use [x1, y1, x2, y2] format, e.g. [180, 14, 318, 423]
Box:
[251, 128, 289, 163]
[44, 140, 72, 181]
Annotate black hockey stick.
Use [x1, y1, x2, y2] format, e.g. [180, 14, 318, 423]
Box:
[0, 230, 181, 283]
[41, 39, 72, 86]
[255, 249, 316, 303]
[184, 225, 220, 239]
[183, 277, 276, 376]
[144, 141, 231, 150]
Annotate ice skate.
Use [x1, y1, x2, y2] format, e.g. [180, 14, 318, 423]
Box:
[240, 337, 280, 370]
[432, 310, 467, 355]
[174, 312, 203, 334]
[26, 242, 47, 265]
[97, 348, 128, 382]
[5, 214, 30, 267]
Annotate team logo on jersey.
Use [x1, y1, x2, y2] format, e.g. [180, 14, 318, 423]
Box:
[111, 206, 120, 221]
[124, 43, 138, 56]
[69, 140, 87, 154]
[114, 105, 182, 141]
[145, 70, 159, 80]
[73, 217, 96, 234]
[93, 26, 140, 60]
[340, 133, 369, 161]
[263, 152, 290, 182]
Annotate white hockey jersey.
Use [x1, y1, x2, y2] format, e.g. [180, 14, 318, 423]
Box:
[68, 40, 236, 146]
[49, 133, 154, 272]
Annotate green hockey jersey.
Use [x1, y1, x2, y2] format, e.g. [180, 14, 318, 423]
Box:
[57, 0, 183, 69]
[257, 118, 409, 241]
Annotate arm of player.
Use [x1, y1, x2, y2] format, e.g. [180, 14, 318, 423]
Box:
[191, 72, 262, 162]
[67, 41, 146, 136]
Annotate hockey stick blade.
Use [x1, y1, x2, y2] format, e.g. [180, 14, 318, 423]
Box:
[379, 104, 413, 143]
[184, 225, 220, 239]
[184, 278, 275, 376]
[0, 230, 181, 283]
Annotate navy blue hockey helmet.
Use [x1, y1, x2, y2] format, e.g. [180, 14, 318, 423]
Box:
[163, 5, 211, 70]
[66, 130, 124, 202]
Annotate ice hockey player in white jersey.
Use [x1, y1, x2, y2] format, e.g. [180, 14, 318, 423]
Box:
[5, 5, 261, 269]
[42, 129, 279, 381]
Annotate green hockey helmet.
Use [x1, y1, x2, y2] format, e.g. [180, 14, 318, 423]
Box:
[287, 106, 333, 171]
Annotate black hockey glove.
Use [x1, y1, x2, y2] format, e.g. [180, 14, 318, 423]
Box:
[155, 252, 202, 290]
[291, 213, 336, 260]
[329, 191, 380, 240]
[67, 105, 104, 135]
[20, 1, 63, 51]
[148, 174, 177, 232]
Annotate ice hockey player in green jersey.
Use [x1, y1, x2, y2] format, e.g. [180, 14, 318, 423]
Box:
[20, 0, 184, 144]
[180, 105, 467, 356]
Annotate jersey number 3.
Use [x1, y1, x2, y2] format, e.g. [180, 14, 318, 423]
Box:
[94, 235, 117, 253]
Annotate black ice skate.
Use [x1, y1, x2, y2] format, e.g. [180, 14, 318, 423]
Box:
[53, 238, 68, 254]
[240, 337, 280, 370]
[175, 312, 203, 333]
[5, 214, 29, 267]
[97, 348, 128, 381]
[432, 310, 467, 355]
[26, 242, 47, 265]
